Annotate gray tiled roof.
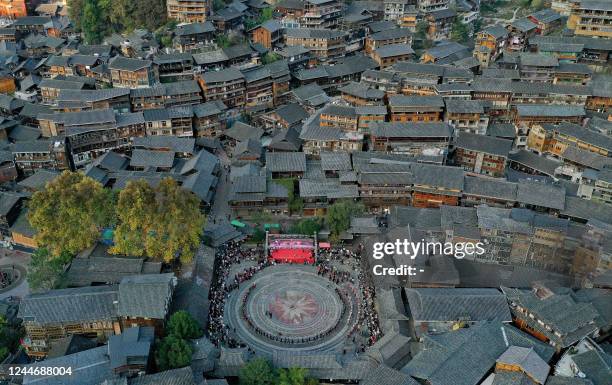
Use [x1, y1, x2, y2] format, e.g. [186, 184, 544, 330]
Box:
[463, 176, 517, 202]
[508, 150, 561, 177]
[405, 288, 512, 322]
[402, 322, 554, 385]
[320, 151, 352, 171]
[516, 104, 585, 117]
[516, 180, 565, 210]
[117, 274, 176, 319]
[299, 178, 359, 199]
[266, 152, 306, 172]
[285, 28, 345, 39]
[130, 149, 175, 168]
[109, 56, 152, 71]
[496, 346, 549, 385]
[18, 286, 118, 324]
[130, 367, 195, 385]
[445, 99, 484, 114]
[133, 136, 195, 154]
[374, 43, 414, 58]
[23, 346, 110, 385]
[369, 27, 412, 41]
[388, 95, 444, 108]
[361, 364, 419, 385]
[371, 122, 451, 138]
[201, 67, 244, 83]
[455, 132, 513, 157]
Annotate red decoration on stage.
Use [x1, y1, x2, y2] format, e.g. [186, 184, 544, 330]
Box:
[269, 248, 314, 264]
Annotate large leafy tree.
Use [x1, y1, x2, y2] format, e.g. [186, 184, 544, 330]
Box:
[167, 311, 203, 339]
[239, 358, 276, 385]
[325, 200, 364, 239]
[111, 178, 205, 263]
[451, 19, 470, 43]
[27, 248, 71, 292]
[28, 171, 115, 256]
[278, 368, 317, 385]
[155, 335, 192, 370]
[82, 0, 106, 44]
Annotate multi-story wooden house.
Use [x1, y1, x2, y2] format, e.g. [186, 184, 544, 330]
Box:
[388, 95, 444, 122]
[143, 106, 194, 137]
[370, 121, 452, 155]
[251, 20, 284, 49]
[108, 56, 158, 88]
[412, 163, 464, 208]
[129, 80, 203, 111]
[66, 112, 146, 167]
[12, 139, 69, 175]
[229, 175, 289, 217]
[339, 81, 385, 106]
[173, 21, 215, 52]
[56, 88, 131, 113]
[18, 274, 177, 358]
[319, 105, 358, 131]
[192, 100, 227, 137]
[444, 99, 489, 135]
[199, 67, 245, 109]
[567, 0, 612, 39]
[167, 0, 211, 23]
[514, 104, 585, 127]
[364, 28, 412, 54]
[370, 44, 415, 68]
[301, 0, 343, 29]
[453, 132, 513, 177]
[473, 25, 509, 68]
[285, 28, 346, 61]
[425, 8, 456, 41]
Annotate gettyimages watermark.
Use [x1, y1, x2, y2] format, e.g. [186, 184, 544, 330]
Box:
[370, 239, 485, 276]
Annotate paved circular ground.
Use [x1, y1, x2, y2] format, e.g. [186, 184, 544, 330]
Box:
[225, 265, 358, 355]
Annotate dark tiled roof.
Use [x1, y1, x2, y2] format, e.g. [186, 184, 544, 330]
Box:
[108, 56, 152, 71]
[454, 132, 512, 157]
[266, 152, 306, 172]
[117, 274, 176, 319]
[405, 288, 512, 322]
[129, 149, 175, 168]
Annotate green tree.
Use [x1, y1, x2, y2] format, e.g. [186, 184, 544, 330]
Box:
[27, 248, 72, 292]
[289, 218, 322, 235]
[416, 20, 429, 40]
[278, 367, 317, 385]
[68, 0, 85, 31]
[451, 19, 469, 43]
[262, 52, 281, 64]
[155, 335, 193, 370]
[0, 315, 24, 360]
[111, 178, 205, 263]
[82, 0, 107, 44]
[259, 8, 273, 23]
[28, 171, 115, 256]
[530, 0, 544, 10]
[325, 200, 364, 239]
[216, 35, 231, 48]
[473, 18, 483, 34]
[213, 0, 225, 11]
[239, 358, 276, 385]
[167, 311, 203, 339]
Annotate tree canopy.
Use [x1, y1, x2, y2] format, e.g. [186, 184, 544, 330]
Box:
[28, 171, 115, 256]
[167, 311, 203, 339]
[110, 178, 205, 263]
[451, 19, 470, 43]
[27, 248, 71, 292]
[325, 200, 364, 239]
[289, 218, 322, 235]
[239, 358, 276, 385]
[154, 334, 192, 370]
[68, 0, 167, 41]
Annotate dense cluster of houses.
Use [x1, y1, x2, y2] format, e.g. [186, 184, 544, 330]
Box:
[0, 0, 609, 384]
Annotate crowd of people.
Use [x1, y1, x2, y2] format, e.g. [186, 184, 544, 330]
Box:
[207, 239, 383, 351]
[208, 240, 263, 347]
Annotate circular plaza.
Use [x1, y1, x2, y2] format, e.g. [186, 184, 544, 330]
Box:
[224, 264, 360, 355]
